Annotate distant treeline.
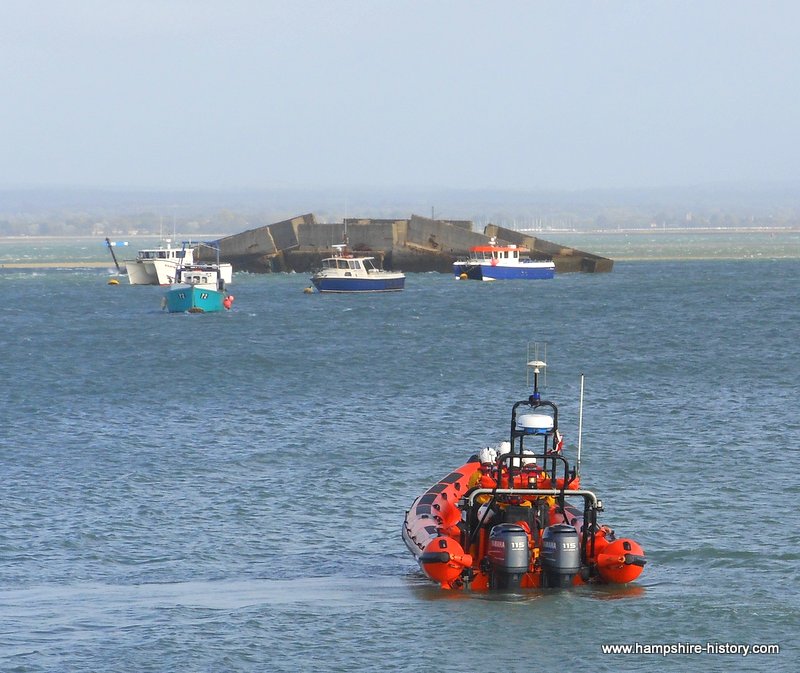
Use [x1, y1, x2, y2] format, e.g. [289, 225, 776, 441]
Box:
[1, 186, 799, 236]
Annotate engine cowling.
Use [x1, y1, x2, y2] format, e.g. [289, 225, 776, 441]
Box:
[541, 524, 581, 588]
[487, 523, 530, 590]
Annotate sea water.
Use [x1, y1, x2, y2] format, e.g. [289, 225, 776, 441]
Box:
[1, 236, 798, 672]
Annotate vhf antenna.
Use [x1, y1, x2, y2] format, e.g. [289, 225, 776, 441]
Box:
[526, 341, 547, 403]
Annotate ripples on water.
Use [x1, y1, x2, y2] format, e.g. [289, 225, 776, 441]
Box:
[1, 256, 799, 672]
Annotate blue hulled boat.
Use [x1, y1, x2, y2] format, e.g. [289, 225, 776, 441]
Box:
[453, 237, 555, 281]
[311, 245, 405, 293]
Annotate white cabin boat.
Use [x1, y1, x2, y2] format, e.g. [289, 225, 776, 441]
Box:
[125, 242, 195, 285]
[311, 245, 405, 293]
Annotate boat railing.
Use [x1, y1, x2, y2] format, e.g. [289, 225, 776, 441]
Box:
[492, 449, 571, 492]
[465, 487, 600, 510]
[463, 486, 602, 566]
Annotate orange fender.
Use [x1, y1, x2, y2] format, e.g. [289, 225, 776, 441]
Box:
[420, 536, 473, 589]
[596, 538, 647, 584]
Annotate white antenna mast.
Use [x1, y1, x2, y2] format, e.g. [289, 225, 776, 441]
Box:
[343, 199, 349, 247]
[577, 373, 585, 476]
[526, 342, 547, 389]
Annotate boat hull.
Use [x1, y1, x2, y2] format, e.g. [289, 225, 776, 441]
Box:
[311, 275, 405, 293]
[126, 259, 182, 285]
[164, 285, 226, 313]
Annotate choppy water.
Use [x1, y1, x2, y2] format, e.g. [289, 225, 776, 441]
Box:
[1, 237, 799, 672]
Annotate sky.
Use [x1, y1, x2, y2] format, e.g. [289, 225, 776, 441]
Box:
[1, 0, 799, 192]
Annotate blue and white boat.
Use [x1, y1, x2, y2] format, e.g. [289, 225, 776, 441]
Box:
[453, 237, 555, 281]
[311, 245, 405, 293]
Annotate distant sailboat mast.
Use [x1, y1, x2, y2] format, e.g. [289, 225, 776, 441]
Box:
[344, 199, 349, 248]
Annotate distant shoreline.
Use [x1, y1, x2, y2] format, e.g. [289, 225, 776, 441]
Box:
[2, 228, 797, 267]
[0, 234, 227, 242]
[1, 261, 114, 268]
[1, 226, 799, 244]
[520, 226, 800, 235]
[3, 255, 797, 269]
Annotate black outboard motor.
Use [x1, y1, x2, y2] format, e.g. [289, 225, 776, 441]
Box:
[541, 524, 581, 588]
[488, 523, 529, 589]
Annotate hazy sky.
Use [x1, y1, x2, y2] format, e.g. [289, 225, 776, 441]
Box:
[1, 0, 798, 192]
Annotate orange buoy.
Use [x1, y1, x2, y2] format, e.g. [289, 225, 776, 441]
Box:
[223, 295, 234, 310]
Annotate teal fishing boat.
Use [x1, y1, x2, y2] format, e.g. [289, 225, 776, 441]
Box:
[163, 243, 234, 314]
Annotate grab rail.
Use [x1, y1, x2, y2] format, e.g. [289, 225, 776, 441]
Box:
[465, 487, 600, 509]
[463, 487, 602, 566]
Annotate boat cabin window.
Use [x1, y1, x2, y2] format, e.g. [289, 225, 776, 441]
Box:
[322, 259, 333, 269]
[363, 258, 377, 271]
[348, 260, 359, 269]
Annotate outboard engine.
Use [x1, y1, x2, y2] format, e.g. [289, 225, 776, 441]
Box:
[541, 524, 581, 588]
[487, 523, 529, 589]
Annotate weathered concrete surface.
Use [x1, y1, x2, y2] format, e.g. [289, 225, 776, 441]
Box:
[299, 220, 399, 251]
[406, 215, 489, 253]
[202, 213, 614, 274]
[197, 213, 314, 272]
